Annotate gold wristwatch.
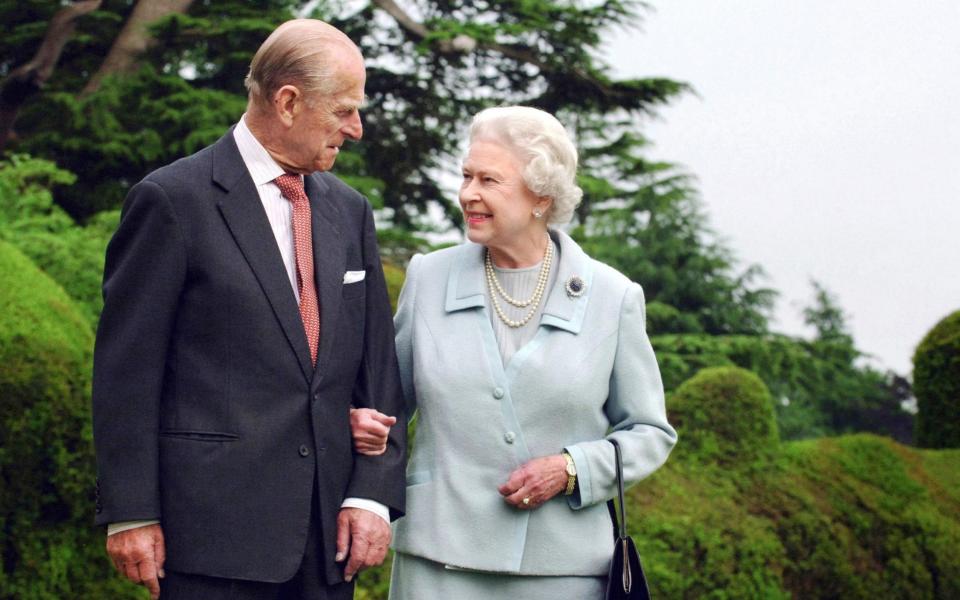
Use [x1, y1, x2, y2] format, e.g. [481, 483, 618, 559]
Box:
[561, 451, 577, 495]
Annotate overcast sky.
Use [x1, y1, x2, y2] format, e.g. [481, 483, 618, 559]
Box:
[606, 0, 960, 375]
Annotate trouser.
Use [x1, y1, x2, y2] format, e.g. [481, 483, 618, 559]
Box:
[159, 491, 353, 600]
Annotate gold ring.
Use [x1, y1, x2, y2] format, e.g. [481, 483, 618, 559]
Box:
[522, 497, 531, 505]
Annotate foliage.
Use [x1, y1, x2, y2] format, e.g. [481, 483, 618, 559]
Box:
[913, 310, 960, 448]
[17, 66, 246, 218]
[801, 281, 913, 441]
[332, 0, 687, 227]
[648, 279, 913, 442]
[653, 332, 912, 442]
[803, 279, 851, 341]
[382, 261, 406, 314]
[631, 430, 960, 599]
[0, 241, 138, 599]
[0, 154, 115, 323]
[2, 0, 298, 219]
[668, 366, 779, 467]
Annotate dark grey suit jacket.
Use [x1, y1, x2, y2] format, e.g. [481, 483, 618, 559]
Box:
[92, 129, 406, 583]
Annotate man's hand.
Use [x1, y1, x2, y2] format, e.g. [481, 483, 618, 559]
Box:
[106, 523, 166, 599]
[349, 408, 396, 456]
[335, 507, 391, 582]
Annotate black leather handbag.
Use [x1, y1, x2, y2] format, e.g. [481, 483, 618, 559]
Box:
[605, 439, 651, 600]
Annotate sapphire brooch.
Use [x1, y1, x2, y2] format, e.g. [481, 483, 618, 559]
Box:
[564, 276, 586, 298]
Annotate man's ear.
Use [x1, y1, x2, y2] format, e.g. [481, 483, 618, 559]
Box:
[273, 85, 303, 127]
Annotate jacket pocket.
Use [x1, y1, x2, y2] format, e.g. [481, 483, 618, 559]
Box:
[342, 280, 366, 300]
[159, 429, 239, 442]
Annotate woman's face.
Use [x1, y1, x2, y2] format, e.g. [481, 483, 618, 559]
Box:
[459, 140, 548, 251]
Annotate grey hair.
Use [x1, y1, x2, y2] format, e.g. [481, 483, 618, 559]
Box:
[468, 106, 583, 225]
[245, 19, 360, 108]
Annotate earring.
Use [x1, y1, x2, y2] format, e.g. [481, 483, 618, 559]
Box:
[533, 208, 544, 219]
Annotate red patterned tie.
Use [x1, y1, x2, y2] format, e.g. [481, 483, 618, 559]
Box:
[275, 174, 320, 366]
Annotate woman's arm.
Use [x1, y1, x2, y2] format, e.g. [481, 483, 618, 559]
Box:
[564, 282, 678, 509]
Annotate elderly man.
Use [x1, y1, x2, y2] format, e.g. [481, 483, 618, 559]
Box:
[92, 19, 406, 599]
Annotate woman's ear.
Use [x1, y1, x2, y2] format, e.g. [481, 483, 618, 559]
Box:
[535, 196, 553, 219]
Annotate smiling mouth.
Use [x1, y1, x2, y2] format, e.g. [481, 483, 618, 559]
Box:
[465, 211, 492, 224]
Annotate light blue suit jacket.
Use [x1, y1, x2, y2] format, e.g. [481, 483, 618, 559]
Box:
[392, 229, 677, 576]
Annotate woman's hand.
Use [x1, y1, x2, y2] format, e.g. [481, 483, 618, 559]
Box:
[349, 408, 397, 455]
[498, 454, 568, 510]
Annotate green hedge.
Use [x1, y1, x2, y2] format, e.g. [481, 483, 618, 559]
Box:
[630, 400, 960, 598]
[913, 310, 960, 448]
[632, 435, 960, 598]
[0, 241, 139, 599]
[0, 155, 116, 325]
[668, 366, 779, 467]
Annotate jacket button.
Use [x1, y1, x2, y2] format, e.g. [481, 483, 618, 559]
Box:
[504, 431, 516, 444]
[493, 387, 505, 399]
[299, 445, 310, 457]
[313, 392, 321, 401]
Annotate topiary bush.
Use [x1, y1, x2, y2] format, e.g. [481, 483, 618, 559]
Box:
[630, 432, 960, 599]
[0, 155, 117, 325]
[913, 310, 960, 448]
[0, 241, 140, 599]
[667, 366, 779, 466]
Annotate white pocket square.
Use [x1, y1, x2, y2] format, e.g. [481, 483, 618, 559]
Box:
[343, 270, 366, 284]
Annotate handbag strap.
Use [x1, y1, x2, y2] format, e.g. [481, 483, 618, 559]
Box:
[607, 438, 628, 540]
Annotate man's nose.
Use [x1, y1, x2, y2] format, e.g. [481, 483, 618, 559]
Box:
[343, 111, 363, 140]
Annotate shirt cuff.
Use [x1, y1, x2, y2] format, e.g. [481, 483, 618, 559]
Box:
[107, 519, 160, 536]
[340, 498, 390, 524]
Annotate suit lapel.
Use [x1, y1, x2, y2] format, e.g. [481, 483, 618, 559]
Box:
[212, 132, 314, 381]
[305, 173, 344, 381]
[539, 229, 593, 334]
[444, 242, 486, 313]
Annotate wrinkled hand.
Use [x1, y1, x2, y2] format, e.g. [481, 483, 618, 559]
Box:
[349, 408, 396, 456]
[106, 523, 166, 599]
[335, 508, 391, 582]
[498, 454, 568, 510]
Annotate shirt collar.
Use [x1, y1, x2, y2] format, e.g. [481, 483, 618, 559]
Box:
[233, 114, 291, 186]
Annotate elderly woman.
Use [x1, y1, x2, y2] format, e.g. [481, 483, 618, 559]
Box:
[352, 106, 676, 598]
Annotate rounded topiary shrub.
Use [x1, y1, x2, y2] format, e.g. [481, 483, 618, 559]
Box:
[913, 310, 960, 448]
[668, 366, 779, 465]
[0, 241, 133, 598]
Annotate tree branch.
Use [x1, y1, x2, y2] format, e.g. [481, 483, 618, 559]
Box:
[368, 0, 628, 105]
[0, 0, 102, 152]
[81, 0, 194, 96]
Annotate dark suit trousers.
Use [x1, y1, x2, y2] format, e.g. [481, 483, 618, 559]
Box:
[159, 489, 354, 600]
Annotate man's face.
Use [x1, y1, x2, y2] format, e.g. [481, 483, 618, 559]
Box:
[286, 53, 366, 173]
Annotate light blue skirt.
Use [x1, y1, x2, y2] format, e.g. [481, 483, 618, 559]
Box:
[388, 552, 607, 599]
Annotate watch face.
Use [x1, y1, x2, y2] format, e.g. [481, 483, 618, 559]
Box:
[566, 463, 576, 476]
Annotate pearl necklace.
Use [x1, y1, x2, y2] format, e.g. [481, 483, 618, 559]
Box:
[484, 236, 554, 328]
